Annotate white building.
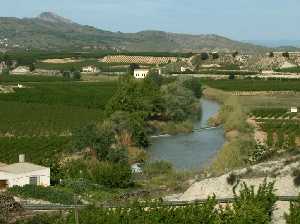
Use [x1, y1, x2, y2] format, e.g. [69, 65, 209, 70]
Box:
[134, 69, 149, 79]
[82, 66, 98, 73]
[11, 66, 30, 75]
[0, 155, 50, 190]
[291, 107, 298, 113]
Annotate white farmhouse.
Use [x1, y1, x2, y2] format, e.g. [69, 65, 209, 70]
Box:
[134, 69, 149, 79]
[82, 65, 98, 73]
[291, 107, 298, 113]
[0, 155, 50, 190]
[11, 66, 30, 75]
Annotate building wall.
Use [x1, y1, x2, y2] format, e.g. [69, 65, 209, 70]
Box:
[134, 70, 149, 79]
[0, 168, 50, 188]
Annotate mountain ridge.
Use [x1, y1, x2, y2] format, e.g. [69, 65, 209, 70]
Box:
[0, 12, 269, 53]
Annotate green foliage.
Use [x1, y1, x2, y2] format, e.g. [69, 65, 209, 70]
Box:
[109, 111, 149, 147]
[91, 162, 133, 188]
[183, 78, 202, 98]
[161, 81, 199, 121]
[226, 173, 238, 185]
[9, 185, 74, 205]
[1, 68, 9, 76]
[72, 123, 116, 160]
[20, 182, 278, 223]
[228, 73, 235, 80]
[143, 161, 173, 177]
[231, 181, 277, 222]
[292, 170, 300, 187]
[200, 52, 209, 60]
[0, 136, 70, 166]
[0, 75, 67, 83]
[285, 197, 300, 224]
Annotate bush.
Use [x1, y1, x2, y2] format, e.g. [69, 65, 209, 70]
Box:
[226, 173, 238, 185]
[183, 78, 202, 98]
[91, 162, 133, 188]
[228, 74, 235, 80]
[200, 52, 209, 60]
[8, 185, 74, 205]
[292, 169, 300, 187]
[143, 161, 173, 177]
[285, 198, 300, 224]
[231, 181, 277, 222]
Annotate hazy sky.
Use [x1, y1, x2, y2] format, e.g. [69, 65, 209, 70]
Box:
[1, 0, 300, 41]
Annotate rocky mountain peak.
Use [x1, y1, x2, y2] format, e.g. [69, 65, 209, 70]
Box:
[37, 12, 73, 24]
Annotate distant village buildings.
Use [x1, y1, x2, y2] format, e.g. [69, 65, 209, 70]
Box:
[0, 155, 50, 190]
[134, 68, 150, 79]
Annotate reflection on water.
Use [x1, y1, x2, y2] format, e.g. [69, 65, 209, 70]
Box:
[148, 99, 225, 170]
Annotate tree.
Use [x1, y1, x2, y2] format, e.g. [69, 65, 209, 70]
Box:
[232, 51, 239, 58]
[29, 63, 35, 72]
[212, 52, 219, 59]
[282, 52, 290, 58]
[228, 74, 235, 80]
[183, 78, 202, 98]
[200, 52, 209, 60]
[1, 68, 9, 76]
[129, 63, 140, 75]
[72, 71, 81, 80]
[268, 52, 274, 58]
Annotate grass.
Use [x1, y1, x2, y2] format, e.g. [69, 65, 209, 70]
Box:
[204, 88, 255, 174]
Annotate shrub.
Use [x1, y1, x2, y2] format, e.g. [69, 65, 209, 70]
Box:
[106, 147, 129, 164]
[91, 162, 133, 188]
[200, 52, 209, 60]
[227, 172, 238, 185]
[228, 74, 235, 80]
[292, 169, 300, 187]
[285, 198, 300, 224]
[232, 181, 277, 222]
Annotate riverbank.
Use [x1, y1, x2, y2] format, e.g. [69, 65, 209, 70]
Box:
[148, 98, 225, 170]
[203, 87, 255, 175]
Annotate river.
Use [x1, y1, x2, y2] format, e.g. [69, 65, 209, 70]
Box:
[148, 98, 225, 170]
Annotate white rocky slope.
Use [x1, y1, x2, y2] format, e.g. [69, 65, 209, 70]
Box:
[166, 157, 300, 224]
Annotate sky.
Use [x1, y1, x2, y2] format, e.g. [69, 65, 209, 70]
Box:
[1, 0, 300, 41]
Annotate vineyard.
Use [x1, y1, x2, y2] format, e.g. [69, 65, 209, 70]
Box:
[0, 136, 70, 165]
[250, 108, 300, 149]
[0, 75, 68, 83]
[202, 79, 300, 91]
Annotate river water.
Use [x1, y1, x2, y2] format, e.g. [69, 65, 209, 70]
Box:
[148, 98, 225, 170]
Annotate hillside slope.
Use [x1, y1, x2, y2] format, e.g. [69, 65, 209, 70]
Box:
[0, 12, 268, 53]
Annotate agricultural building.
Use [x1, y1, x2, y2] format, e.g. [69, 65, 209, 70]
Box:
[134, 69, 149, 79]
[0, 155, 50, 190]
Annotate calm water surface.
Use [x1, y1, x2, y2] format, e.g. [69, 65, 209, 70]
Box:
[149, 98, 225, 170]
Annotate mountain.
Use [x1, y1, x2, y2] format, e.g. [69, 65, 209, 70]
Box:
[0, 12, 268, 53]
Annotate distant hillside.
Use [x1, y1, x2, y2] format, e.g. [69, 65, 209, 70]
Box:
[0, 12, 269, 53]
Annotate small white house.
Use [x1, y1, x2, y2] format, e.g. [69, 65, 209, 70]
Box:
[82, 65, 99, 73]
[11, 66, 30, 75]
[134, 69, 149, 79]
[0, 155, 50, 190]
[291, 107, 298, 113]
